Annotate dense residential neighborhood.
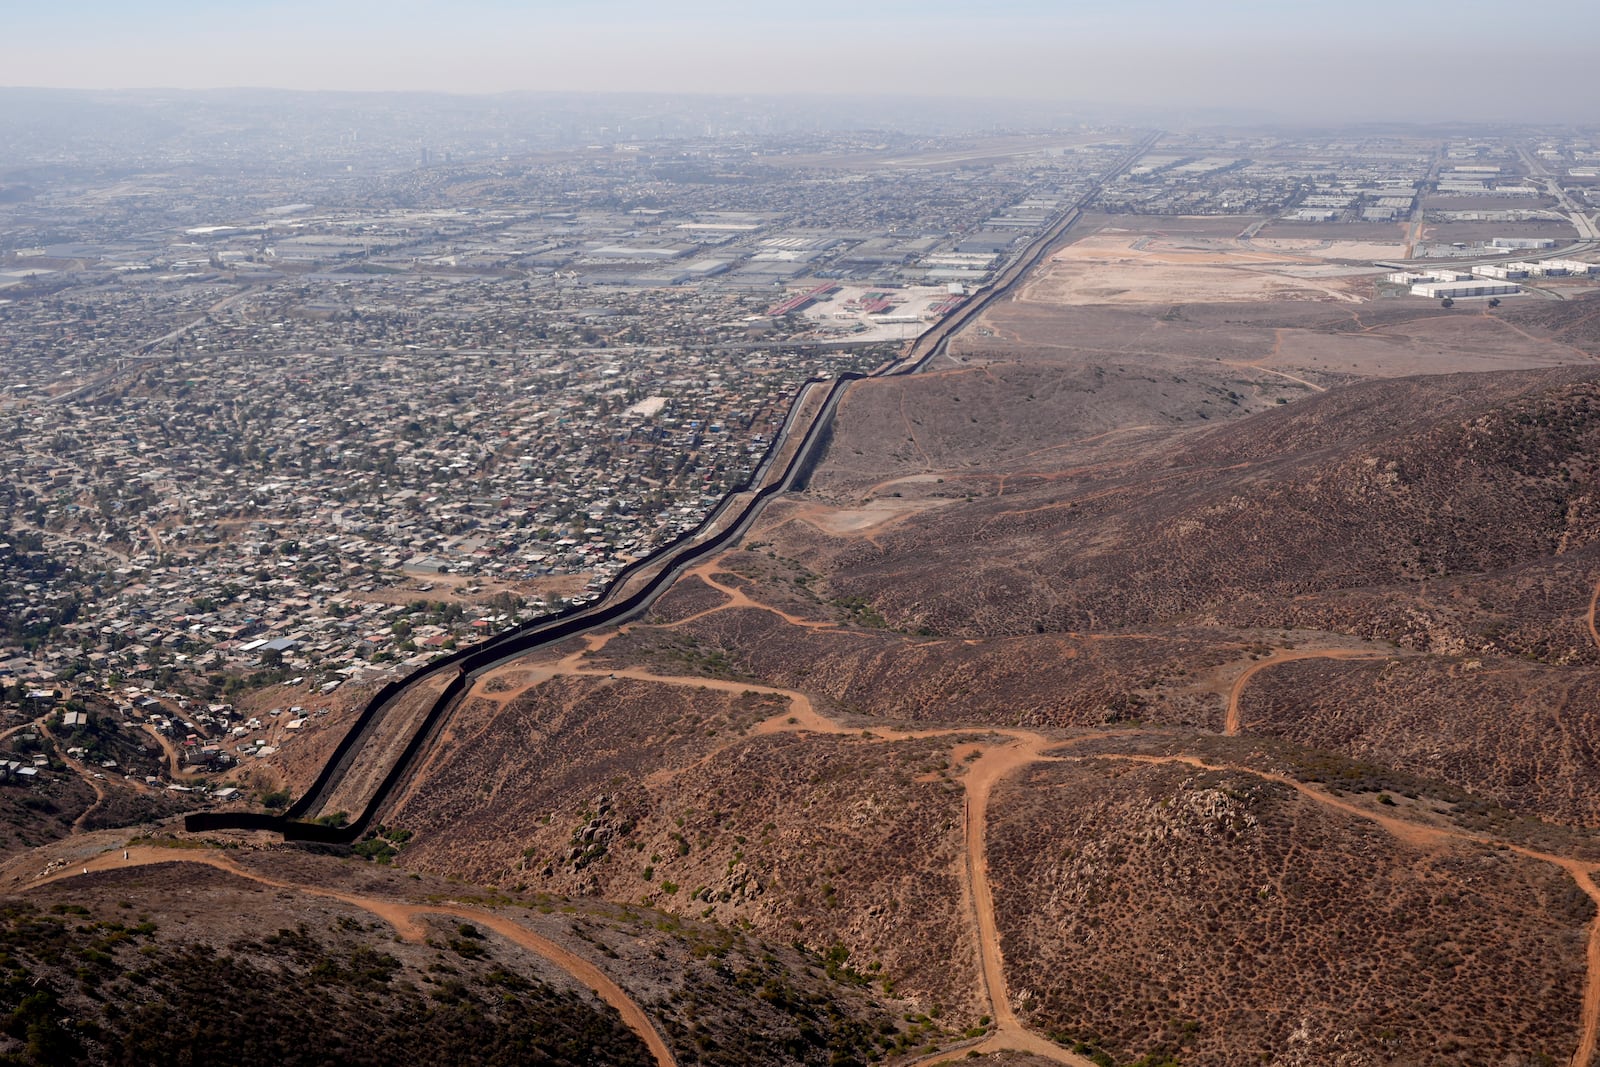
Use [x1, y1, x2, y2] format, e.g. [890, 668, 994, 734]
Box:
[5, 104, 1596, 802]
[1, 114, 1130, 792]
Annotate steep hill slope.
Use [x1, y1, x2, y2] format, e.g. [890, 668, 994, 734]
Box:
[809, 366, 1600, 639]
[14, 296, 1600, 1067]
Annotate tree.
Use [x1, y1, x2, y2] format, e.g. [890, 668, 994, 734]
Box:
[1441, 297, 1455, 309]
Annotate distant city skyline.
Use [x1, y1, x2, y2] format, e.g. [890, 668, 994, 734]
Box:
[4, 0, 1596, 124]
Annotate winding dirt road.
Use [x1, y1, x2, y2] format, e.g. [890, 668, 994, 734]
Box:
[20, 846, 677, 1067]
[1085, 751, 1600, 1067]
[1224, 647, 1395, 735]
[1587, 576, 1600, 656]
[1573, 868, 1600, 1067]
[38, 722, 108, 831]
[21, 561, 1600, 1064]
[465, 573, 1600, 1065]
[664, 560, 856, 635]
[473, 624, 1104, 1064]
[954, 742, 1093, 1065]
[142, 723, 192, 779]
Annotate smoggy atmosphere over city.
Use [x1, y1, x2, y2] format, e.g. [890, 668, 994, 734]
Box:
[4, 5, 1600, 1066]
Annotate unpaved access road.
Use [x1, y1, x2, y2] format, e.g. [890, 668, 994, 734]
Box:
[17, 846, 678, 1067]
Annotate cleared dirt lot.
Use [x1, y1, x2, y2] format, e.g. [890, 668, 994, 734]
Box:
[1246, 236, 1409, 260]
[1018, 230, 1370, 307]
[1251, 220, 1413, 245]
[966, 214, 1600, 381]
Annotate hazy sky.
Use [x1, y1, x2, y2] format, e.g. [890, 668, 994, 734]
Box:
[4, 0, 1594, 122]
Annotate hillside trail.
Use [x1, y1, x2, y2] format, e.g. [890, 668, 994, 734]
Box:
[773, 492, 962, 553]
[1587, 576, 1600, 653]
[620, 621, 1600, 1067]
[0, 714, 48, 748]
[953, 742, 1096, 1067]
[1484, 313, 1600, 364]
[209, 559, 1600, 1063]
[1100, 749, 1600, 882]
[18, 846, 678, 1067]
[400, 552, 1600, 1064]
[1220, 327, 1329, 393]
[1093, 752, 1461, 853]
[458, 591, 1080, 1062]
[38, 722, 108, 831]
[1224, 648, 1396, 734]
[976, 460, 1211, 528]
[141, 723, 192, 779]
[1573, 867, 1600, 1067]
[0, 715, 104, 814]
[1087, 749, 1600, 1067]
[658, 560, 850, 634]
[1225, 361, 1328, 394]
[532, 650, 1091, 1063]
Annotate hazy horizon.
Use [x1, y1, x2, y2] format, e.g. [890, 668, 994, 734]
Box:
[4, 0, 1595, 126]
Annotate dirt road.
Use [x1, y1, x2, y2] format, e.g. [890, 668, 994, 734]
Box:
[663, 561, 848, 634]
[1084, 750, 1600, 1067]
[1587, 576, 1600, 654]
[1224, 648, 1395, 735]
[142, 723, 191, 779]
[1574, 868, 1600, 1067]
[42, 559, 1599, 1065]
[511, 639, 1092, 1063]
[489, 571, 1600, 1065]
[20, 846, 677, 1067]
[38, 722, 108, 831]
[957, 741, 1094, 1066]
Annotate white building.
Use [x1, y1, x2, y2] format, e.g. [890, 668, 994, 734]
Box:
[1388, 269, 1473, 285]
[1539, 259, 1600, 277]
[1472, 263, 1530, 280]
[1411, 279, 1521, 299]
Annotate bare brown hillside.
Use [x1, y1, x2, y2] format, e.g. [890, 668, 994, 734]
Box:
[18, 288, 1600, 1067]
[800, 367, 1600, 640]
[988, 758, 1590, 1067]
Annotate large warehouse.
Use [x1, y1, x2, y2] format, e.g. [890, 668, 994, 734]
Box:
[1410, 279, 1521, 299]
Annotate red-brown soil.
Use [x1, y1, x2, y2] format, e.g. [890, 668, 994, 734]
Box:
[1, 840, 909, 1066]
[17, 224, 1600, 1066]
[987, 757, 1590, 1066]
[386, 666, 984, 1019]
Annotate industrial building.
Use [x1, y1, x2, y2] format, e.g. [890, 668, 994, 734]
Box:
[1472, 263, 1530, 280]
[1474, 258, 1599, 279]
[1540, 259, 1600, 276]
[1387, 269, 1472, 286]
[1411, 279, 1521, 299]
